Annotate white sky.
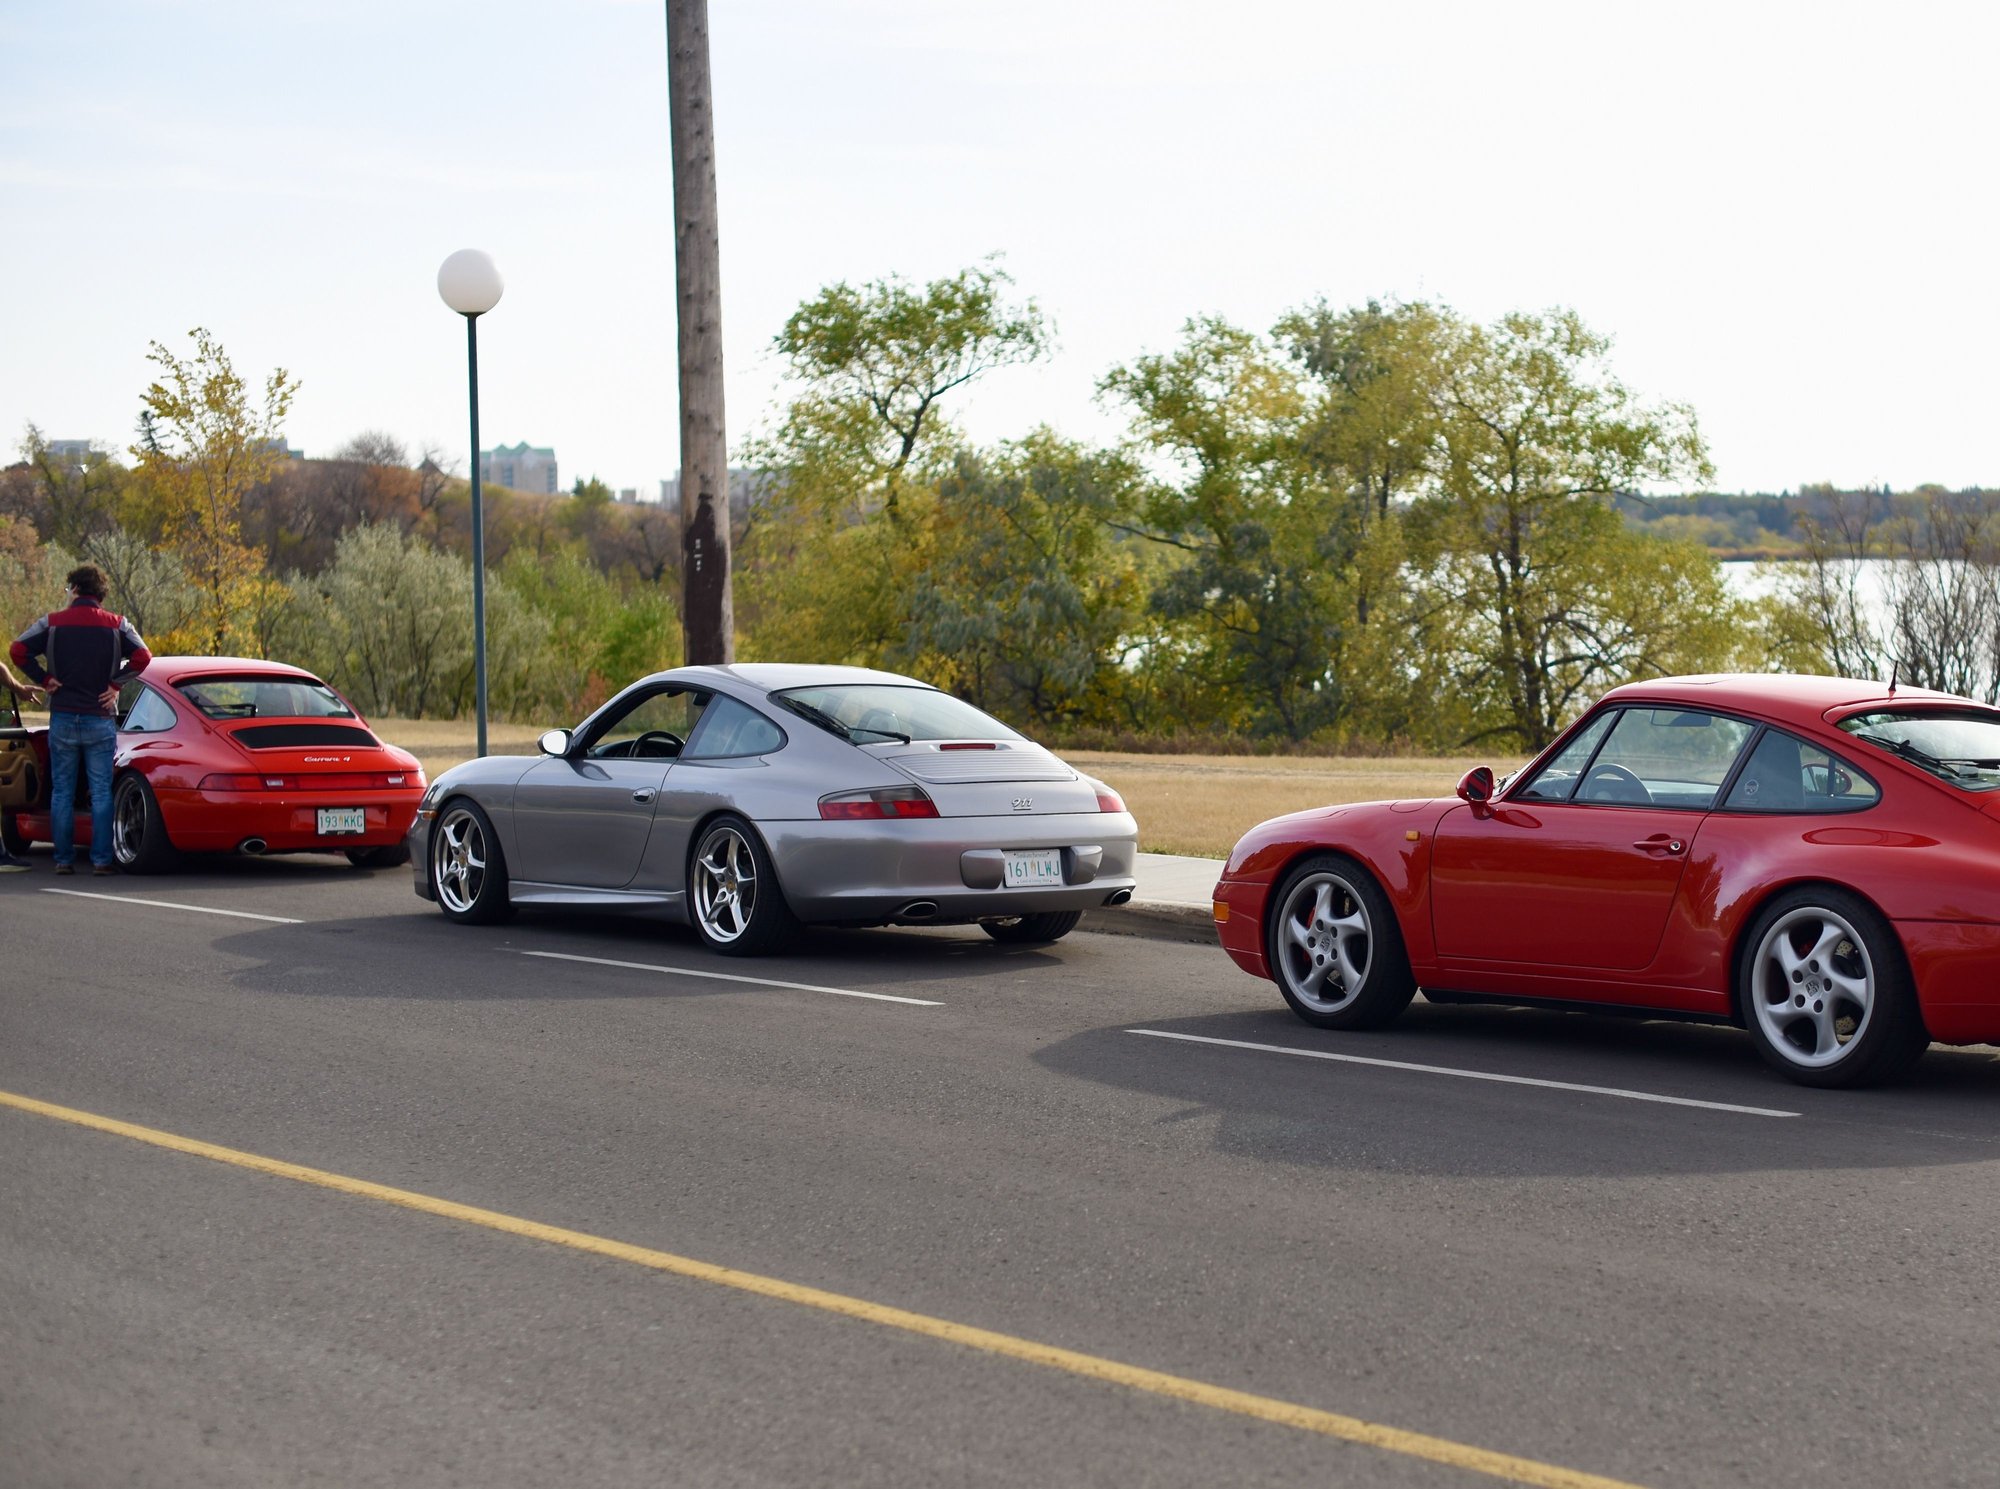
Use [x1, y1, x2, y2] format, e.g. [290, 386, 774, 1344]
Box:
[2, 0, 1993, 497]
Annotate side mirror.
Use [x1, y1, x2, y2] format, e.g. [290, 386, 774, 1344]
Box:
[538, 728, 573, 757]
[1455, 765, 1496, 805]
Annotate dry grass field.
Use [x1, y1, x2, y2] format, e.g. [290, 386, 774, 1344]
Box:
[370, 716, 1524, 861]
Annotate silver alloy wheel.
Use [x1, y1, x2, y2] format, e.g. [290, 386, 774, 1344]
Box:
[112, 781, 145, 865]
[693, 824, 758, 944]
[1275, 870, 1373, 1013]
[1749, 905, 1875, 1069]
[433, 808, 488, 915]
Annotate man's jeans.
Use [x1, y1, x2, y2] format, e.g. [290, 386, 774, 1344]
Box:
[49, 712, 116, 868]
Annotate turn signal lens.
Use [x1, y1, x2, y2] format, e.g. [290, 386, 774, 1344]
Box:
[198, 773, 266, 791]
[818, 786, 941, 821]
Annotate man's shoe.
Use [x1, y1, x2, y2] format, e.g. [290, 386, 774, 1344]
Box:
[53, 862, 74, 875]
[92, 863, 118, 876]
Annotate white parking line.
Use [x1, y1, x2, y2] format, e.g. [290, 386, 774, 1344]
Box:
[515, 949, 942, 1006]
[41, 888, 304, 925]
[1127, 1028, 1800, 1118]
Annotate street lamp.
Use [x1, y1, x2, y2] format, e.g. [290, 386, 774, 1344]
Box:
[437, 249, 504, 758]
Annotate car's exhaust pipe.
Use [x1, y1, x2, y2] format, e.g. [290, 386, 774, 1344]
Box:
[239, 838, 267, 856]
[898, 900, 940, 921]
[1103, 888, 1132, 906]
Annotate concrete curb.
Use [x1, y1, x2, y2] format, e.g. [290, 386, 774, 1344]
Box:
[1080, 898, 1218, 945]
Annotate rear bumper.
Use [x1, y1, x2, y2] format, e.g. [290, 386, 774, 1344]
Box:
[156, 787, 422, 853]
[763, 811, 1138, 924]
[1213, 877, 1271, 978]
[1901, 918, 2000, 1044]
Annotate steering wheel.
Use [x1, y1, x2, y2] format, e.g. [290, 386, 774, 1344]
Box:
[635, 729, 684, 758]
[1582, 761, 1652, 805]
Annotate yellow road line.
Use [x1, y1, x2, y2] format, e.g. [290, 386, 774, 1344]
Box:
[0, 1087, 1647, 1489]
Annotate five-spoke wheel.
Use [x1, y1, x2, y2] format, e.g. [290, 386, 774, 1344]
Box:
[1738, 887, 1926, 1087]
[1268, 855, 1415, 1029]
[430, 800, 509, 923]
[690, 815, 796, 956]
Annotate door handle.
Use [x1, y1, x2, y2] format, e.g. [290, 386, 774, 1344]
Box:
[631, 788, 656, 804]
[1633, 834, 1684, 854]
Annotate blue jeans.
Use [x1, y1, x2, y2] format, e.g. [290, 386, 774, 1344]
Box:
[49, 712, 116, 868]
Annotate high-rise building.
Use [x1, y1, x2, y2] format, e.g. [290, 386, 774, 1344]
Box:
[480, 442, 559, 495]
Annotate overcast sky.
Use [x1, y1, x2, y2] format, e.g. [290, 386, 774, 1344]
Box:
[2, 0, 1992, 497]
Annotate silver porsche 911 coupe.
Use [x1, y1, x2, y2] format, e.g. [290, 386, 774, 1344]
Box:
[409, 664, 1139, 954]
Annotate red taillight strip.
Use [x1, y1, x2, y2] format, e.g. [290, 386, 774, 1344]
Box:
[818, 786, 941, 820]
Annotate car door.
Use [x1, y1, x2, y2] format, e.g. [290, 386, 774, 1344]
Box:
[637, 693, 788, 894]
[1430, 706, 1756, 973]
[510, 687, 707, 890]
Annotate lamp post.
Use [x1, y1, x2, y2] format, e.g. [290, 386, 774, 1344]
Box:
[436, 249, 504, 758]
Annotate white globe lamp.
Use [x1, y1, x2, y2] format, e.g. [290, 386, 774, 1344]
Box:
[437, 249, 504, 317]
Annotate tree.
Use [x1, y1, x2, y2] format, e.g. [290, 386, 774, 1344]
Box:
[132, 328, 299, 652]
[15, 427, 128, 552]
[1404, 309, 1726, 749]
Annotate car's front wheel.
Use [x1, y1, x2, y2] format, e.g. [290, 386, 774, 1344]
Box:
[429, 800, 510, 923]
[112, 775, 180, 874]
[1267, 855, 1416, 1029]
[981, 911, 1081, 945]
[0, 809, 30, 857]
[1738, 887, 1927, 1087]
[689, 815, 798, 956]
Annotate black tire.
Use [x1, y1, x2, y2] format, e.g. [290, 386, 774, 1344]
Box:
[981, 911, 1082, 945]
[428, 799, 510, 924]
[1266, 854, 1416, 1030]
[112, 775, 180, 874]
[347, 842, 412, 869]
[1737, 885, 1928, 1088]
[688, 814, 799, 957]
[0, 809, 29, 857]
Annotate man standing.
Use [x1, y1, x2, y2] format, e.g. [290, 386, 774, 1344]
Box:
[10, 565, 151, 875]
[0, 658, 44, 872]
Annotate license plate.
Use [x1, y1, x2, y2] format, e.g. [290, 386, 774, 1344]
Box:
[1002, 849, 1063, 887]
[317, 807, 366, 835]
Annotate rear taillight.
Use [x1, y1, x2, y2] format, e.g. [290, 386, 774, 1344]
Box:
[1092, 781, 1126, 813]
[198, 771, 421, 792]
[818, 786, 941, 820]
[198, 773, 268, 791]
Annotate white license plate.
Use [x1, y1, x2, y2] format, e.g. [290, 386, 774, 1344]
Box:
[1002, 849, 1064, 887]
[317, 807, 366, 835]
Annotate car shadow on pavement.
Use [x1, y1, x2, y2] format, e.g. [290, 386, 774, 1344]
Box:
[1033, 1001, 2000, 1179]
[206, 909, 1071, 1002]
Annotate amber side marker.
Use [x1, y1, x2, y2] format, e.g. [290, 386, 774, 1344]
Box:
[1212, 900, 1230, 923]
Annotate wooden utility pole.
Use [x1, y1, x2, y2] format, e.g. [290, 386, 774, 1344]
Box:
[666, 0, 734, 663]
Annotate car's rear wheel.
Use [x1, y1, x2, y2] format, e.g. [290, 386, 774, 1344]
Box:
[689, 815, 798, 956]
[430, 800, 509, 924]
[981, 911, 1082, 945]
[112, 775, 180, 874]
[1268, 855, 1416, 1029]
[347, 843, 411, 869]
[1738, 887, 1927, 1087]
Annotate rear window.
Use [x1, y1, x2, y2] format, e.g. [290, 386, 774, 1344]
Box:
[1837, 709, 2000, 793]
[177, 676, 355, 721]
[770, 684, 1020, 743]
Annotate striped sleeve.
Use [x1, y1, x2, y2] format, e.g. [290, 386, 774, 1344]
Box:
[10, 617, 50, 683]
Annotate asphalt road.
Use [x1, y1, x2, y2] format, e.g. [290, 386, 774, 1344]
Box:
[5, 852, 2000, 1489]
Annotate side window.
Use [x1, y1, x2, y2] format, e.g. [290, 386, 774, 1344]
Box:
[121, 686, 178, 734]
[683, 695, 786, 760]
[1723, 730, 1879, 814]
[1576, 708, 1755, 810]
[1514, 711, 1619, 803]
[115, 680, 144, 727]
[587, 689, 711, 759]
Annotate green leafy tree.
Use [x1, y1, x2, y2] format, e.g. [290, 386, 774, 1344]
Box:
[1404, 309, 1728, 749]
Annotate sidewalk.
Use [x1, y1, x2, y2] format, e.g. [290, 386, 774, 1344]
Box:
[1082, 851, 1223, 944]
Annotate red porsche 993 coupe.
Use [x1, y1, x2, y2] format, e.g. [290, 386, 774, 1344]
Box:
[1212, 674, 2000, 1087]
[0, 657, 425, 872]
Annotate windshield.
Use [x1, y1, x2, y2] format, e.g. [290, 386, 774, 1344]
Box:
[769, 684, 1020, 743]
[177, 676, 356, 721]
[1837, 708, 2000, 792]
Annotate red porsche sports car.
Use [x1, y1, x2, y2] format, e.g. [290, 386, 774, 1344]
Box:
[0, 656, 425, 872]
[1213, 674, 2000, 1087]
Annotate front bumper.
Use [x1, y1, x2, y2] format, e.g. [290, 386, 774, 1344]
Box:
[1212, 876, 1272, 978]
